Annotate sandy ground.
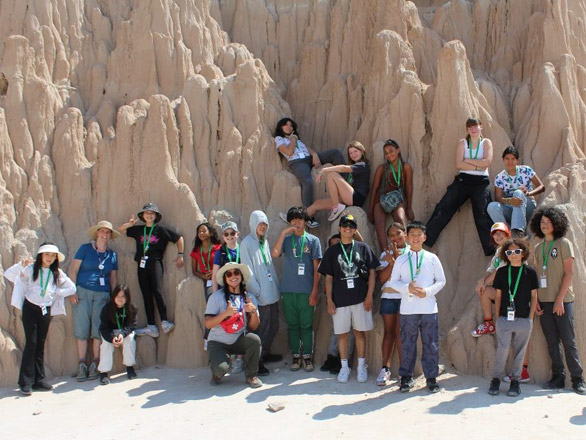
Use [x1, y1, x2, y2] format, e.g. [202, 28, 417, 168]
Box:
[1, 363, 584, 440]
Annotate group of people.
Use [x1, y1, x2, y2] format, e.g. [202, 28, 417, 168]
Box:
[3, 117, 584, 398]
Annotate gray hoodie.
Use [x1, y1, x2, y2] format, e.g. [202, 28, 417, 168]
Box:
[240, 210, 280, 306]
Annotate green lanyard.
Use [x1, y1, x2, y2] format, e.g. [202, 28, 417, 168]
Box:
[493, 257, 501, 269]
[399, 245, 409, 256]
[115, 307, 126, 330]
[346, 173, 354, 185]
[505, 166, 519, 188]
[259, 238, 269, 265]
[387, 159, 402, 187]
[542, 240, 555, 270]
[291, 232, 307, 261]
[39, 268, 52, 298]
[468, 137, 482, 160]
[200, 243, 213, 271]
[143, 225, 155, 255]
[226, 245, 240, 263]
[340, 240, 355, 268]
[508, 265, 523, 303]
[408, 250, 425, 281]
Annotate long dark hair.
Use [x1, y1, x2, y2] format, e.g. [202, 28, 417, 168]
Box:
[109, 284, 137, 323]
[32, 242, 60, 284]
[221, 271, 247, 304]
[274, 117, 298, 138]
[192, 222, 221, 252]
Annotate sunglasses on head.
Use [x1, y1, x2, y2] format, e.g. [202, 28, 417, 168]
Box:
[225, 269, 241, 278]
[223, 231, 236, 237]
[505, 249, 523, 256]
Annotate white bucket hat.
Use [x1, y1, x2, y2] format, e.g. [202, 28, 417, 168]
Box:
[37, 244, 65, 262]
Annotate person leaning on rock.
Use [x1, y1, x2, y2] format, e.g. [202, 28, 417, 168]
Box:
[68, 220, 120, 382]
[118, 203, 184, 338]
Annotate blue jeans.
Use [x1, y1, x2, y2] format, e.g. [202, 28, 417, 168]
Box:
[487, 190, 536, 232]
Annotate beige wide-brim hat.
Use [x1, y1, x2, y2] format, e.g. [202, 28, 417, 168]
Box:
[37, 244, 65, 262]
[88, 220, 121, 241]
[216, 262, 251, 286]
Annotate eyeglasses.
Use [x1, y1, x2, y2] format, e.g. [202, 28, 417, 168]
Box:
[223, 231, 236, 237]
[225, 269, 241, 278]
[505, 249, 523, 256]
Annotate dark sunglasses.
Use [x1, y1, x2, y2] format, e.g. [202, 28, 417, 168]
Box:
[223, 231, 237, 237]
[505, 249, 523, 256]
[340, 223, 357, 229]
[225, 269, 241, 278]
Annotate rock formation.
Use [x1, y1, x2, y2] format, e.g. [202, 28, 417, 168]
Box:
[0, 0, 584, 387]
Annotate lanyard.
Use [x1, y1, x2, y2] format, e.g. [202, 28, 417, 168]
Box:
[542, 240, 555, 270]
[493, 257, 501, 269]
[96, 250, 110, 272]
[508, 265, 523, 303]
[143, 225, 155, 255]
[115, 307, 126, 330]
[467, 137, 482, 160]
[340, 240, 355, 268]
[408, 250, 425, 282]
[226, 245, 240, 263]
[39, 268, 52, 298]
[387, 159, 402, 187]
[399, 245, 409, 256]
[200, 243, 213, 271]
[291, 233, 307, 261]
[259, 238, 269, 265]
[505, 166, 519, 188]
[346, 173, 354, 185]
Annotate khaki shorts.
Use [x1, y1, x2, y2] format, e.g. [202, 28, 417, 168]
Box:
[332, 302, 373, 334]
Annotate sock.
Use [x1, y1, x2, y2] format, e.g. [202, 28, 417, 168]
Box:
[358, 357, 366, 367]
[382, 366, 390, 371]
[341, 359, 349, 369]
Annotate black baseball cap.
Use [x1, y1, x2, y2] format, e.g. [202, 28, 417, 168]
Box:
[339, 214, 358, 228]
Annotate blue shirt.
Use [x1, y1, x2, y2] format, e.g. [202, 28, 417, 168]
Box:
[213, 246, 239, 266]
[280, 233, 322, 294]
[74, 243, 118, 292]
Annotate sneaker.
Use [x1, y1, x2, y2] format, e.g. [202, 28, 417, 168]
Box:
[543, 375, 565, 390]
[303, 357, 314, 372]
[329, 357, 342, 375]
[32, 381, 53, 391]
[571, 377, 585, 395]
[507, 379, 521, 397]
[307, 218, 320, 229]
[232, 358, 244, 374]
[511, 229, 526, 239]
[376, 368, 391, 386]
[320, 354, 337, 372]
[247, 376, 263, 388]
[337, 366, 351, 383]
[357, 364, 368, 383]
[136, 325, 159, 337]
[503, 366, 531, 383]
[488, 378, 500, 395]
[279, 212, 289, 224]
[262, 354, 283, 363]
[88, 362, 99, 380]
[471, 321, 495, 337]
[126, 366, 137, 380]
[427, 378, 440, 393]
[161, 320, 175, 334]
[211, 375, 223, 385]
[290, 356, 302, 371]
[328, 203, 346, 221]
[400, 376, 414, 393]
[76, 362, 88, 382]
[257, 362, 270, 376]
[19, 385, 32, 396]
[99, 373, 110, 385]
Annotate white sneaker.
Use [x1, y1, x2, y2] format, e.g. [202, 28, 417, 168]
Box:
[337, 366, 351, 383]
[279, 212, 289, 224]
[328, 203, 346, 221]
[357, 364, 368, 383]
[376, 368, 390, 386]
[146, 324, 160, 337]
[232, 358, 244, 373]
[161, 320, 175, 334]
[135, 326, 151, 336]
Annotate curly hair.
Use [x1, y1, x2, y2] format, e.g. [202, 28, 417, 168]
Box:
[529, 206, 569, 239]
[499, 238, 530, 263]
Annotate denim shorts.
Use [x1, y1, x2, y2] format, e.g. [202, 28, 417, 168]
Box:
[72, 286, 110, 340]
[380, 298, 401, 315]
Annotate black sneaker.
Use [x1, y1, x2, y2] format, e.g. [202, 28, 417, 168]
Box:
[257, 361, 270, 376]
[329, 357, 342, 375]
[400, 376, 414, 393]
[32, 381, 53, 391]
[99, 373, 110, 385]
[19, 385, 32, 396]
[488, 378, 500, 395]
[307, 218, 320, 229]
[543, 375, 565, 390]
[571, 376, 585, 395]
[320, 354, 336, 372]
[127, 366, 137, 380]
[427, 378, 440, 393]
[507, 379, 521, 397]
[262, 354, 283, 364]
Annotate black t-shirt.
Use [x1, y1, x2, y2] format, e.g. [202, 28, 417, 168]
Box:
[343, 162, 370, 198]
[493, 265, 538, 318]
[318, 240, 380, 307]
[126, 224, 180, 262]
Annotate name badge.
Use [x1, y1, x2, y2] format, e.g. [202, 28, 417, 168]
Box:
[298, 264, 305, 276]
[267, 272, 273, 282]
[98, 264, 104, 271]
[99, 277, 106, 286]
[347, 278, 354, 289]
[507, 306, 515, 321]
[540, 275, 547, 288]
[206, 280, 213, 288]
[41, 305, 48, 316]
[139, 257, 148, 268]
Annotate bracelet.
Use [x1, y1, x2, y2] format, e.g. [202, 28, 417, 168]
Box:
[178, 253, 184, 256]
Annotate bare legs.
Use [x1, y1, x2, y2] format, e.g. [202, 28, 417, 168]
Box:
[76, 339, 100, 361]
[382, 314, 401, 368]
[307, 172, 355, 217]
[374, 202, 408, 251]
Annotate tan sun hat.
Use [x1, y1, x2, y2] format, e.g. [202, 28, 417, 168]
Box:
[215, 262, 251, 286]
[37, 244, 65, 262]
[88, 220, 121, 241]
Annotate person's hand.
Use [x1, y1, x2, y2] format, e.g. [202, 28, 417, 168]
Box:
[509, 197, 523, 207]
[316, 172, 323, 184]
[363, 295, 373, 312]
[69, 294, 79, 305]
[519, 186, 528, 194]
[312, 153, 321, 168]
[127, 216, 138, 226]
[475, 281, 485, 298]
[413, 287, 426, 298]
[309, 289, 318, 307]
[282, 226, 296, 236]
[406, 208, 415, 221]
[289, 134, 298, 143]
[553, 299, 565, 316]
[20, 258, 34, 267]
[244, 297, 256, 313]
[176, 255, 184, 268]
[327, 301, 336, 316]
[225, 301, 237, 318]
[536, 302, 544, 316]
[408, 281, 418, 294]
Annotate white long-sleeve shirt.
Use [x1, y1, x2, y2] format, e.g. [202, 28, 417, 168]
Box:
[389, 250, 446, 315]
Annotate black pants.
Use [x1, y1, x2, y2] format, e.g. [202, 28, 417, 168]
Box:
[540, 302, 584, 378]
[137, 259, 167, 325]
[19, 299, 52, 387]
[425, 174, 494, 255]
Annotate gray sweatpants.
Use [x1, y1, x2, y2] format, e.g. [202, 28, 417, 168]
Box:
[255, 302, 280, 358]
[399, 313, 439, 378]
[492, 316, 532, 379]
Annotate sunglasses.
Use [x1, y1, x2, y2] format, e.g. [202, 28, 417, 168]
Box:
[505, 249, 523, 256]
[340, 223, 357, 229]
[225, 269, 241, 278]
[223, 231, 237, 237]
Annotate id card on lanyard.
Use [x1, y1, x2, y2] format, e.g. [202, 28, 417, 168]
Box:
[540, 240, 554, 288]
[39, 268, 52, 315]
[340, 241, 355, 289]
[292, 233, 307, 276]
[140, 225, 156, 269]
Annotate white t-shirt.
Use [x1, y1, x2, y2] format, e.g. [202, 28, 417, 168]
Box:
[494, 165, 536, 197]
[275, 136, 311, 161]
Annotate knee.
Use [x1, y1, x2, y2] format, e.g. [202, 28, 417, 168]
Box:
[246, 333, 262, 348]
[487, 201, 500, 214]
